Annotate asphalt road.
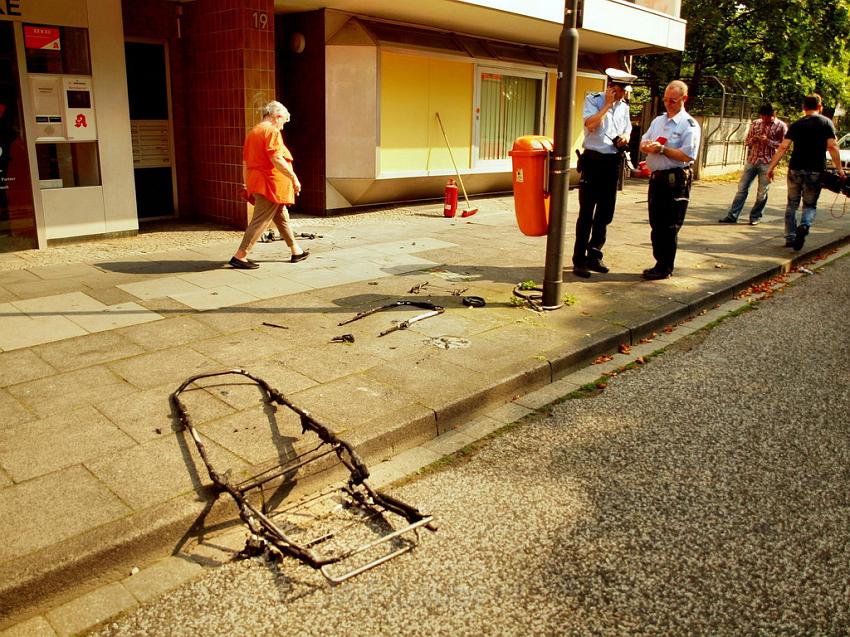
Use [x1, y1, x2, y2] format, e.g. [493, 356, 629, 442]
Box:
[93, 253, 850, 636]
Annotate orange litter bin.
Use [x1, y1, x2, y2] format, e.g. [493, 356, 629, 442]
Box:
[508, 135, 554, 236]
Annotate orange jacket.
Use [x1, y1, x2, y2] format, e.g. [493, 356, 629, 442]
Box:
[243, 121, 295, 205]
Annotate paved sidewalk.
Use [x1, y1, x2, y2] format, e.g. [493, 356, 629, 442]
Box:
[1, 177, 848, 629]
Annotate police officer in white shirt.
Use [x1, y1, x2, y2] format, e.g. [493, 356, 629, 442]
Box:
[638, 79, 702, 280]
[572, 68, 636, 278]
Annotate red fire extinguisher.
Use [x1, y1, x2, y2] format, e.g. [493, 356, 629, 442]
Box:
[443, 178, 458, 218]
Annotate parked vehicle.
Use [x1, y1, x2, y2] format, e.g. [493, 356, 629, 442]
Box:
[827, 132, 850, 169]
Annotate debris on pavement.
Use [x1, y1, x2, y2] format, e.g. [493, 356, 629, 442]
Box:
[171, 369, 435, 583]
[461, 295, 486, 307]
[512, 282, 544, 312]
[331, 334, 355, 343]
[408, 281, 469, 296]
[262, 322, 289, 329]
[338, 300, 445, 336]
[426, 336, 471, 349]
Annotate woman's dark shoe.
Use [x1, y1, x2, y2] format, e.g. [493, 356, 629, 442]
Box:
[290, 250, 310, 263]
[229, 256, 259, 270]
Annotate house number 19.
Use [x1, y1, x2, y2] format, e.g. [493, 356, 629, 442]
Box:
[252, 11, 268, 29]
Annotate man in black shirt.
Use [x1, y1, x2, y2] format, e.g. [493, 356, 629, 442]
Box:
[767, 93, 845, 250]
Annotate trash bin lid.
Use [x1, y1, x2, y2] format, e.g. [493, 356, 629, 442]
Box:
[508, 135, 554, 157]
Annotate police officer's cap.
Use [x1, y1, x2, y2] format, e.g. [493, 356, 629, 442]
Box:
[605, 67, 637, 91]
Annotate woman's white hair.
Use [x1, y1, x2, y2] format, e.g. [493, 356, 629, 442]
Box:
[262, 101, 289, 120]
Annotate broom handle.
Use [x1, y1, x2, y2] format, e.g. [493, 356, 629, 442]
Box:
[435, 112, 473, 208]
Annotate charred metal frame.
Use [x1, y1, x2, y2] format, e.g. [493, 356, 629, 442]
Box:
[171, 369, 435, 583]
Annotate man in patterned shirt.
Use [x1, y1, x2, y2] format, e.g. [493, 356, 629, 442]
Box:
[719, 103, 787, 225]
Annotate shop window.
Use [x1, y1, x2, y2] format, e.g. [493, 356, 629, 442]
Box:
[35, 142, 101, 189]
[23, 25, 91, 75]
[475, 67, 545, 167]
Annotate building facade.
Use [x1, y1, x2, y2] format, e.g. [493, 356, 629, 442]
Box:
[0, 0, 684, 250]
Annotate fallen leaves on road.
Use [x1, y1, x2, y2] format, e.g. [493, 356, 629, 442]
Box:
[618, 343, 631, 355]
[593, 354, 614, 364]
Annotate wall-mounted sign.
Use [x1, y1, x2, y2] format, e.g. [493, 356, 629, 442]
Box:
[0, 1, 23, 18]
[24, 25, 59, 50]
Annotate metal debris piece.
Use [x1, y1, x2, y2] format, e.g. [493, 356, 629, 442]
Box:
[171, 369, 435, 583]
[331, 334, 355, 343]
[339, 300, 445, 336]
[262, 322, 289, 329]
[408, 281, 469, 296]
[260, 231, 323, 242]
[379, 307, 444, 337]
[462, 295, 486, 307]
[512, 283, 544, 312]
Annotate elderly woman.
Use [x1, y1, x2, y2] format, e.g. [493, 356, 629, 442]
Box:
[230, 101, 308, 269]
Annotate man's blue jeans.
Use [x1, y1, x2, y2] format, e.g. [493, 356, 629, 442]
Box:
[785, 169, 822, 240]
[727, 162, 770, 221]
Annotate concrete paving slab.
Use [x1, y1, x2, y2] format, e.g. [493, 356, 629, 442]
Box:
[0, 615, 57, 636]
[107, 347, 221, 391]
[117, 277, 206, 301]
[7, 366, 136, 418]
[10, 291, 106, 316]
[227, 275, 313, 299]
[82, 286, 141, 307]
[117, 316, 221, 352]
[0, 350, 56, 388]
[84, 432, 250, 510]
[0, 406, 136, 482]
[366, 446, 443, 489]
[228, 357, 319, 396]
[65, 302, 162, 333]
[44, 582, 137, 637]
[0, 269, 40, 287]
[31, 331, 146, 372]
[28, 264, 102, 281]
[189, 328, 293, 367]
[95, 385, 233, 444]
[121, 557, 203, 604]
[0, 390, 35, 429]
[3, 278, 95, 301]
[196, 403, 304, 465]
[269, 337, 381, 384]
[0, 466, 130, 564]
[168, 285, 260, 311]
[291, 374, 423, 435]
[0, 305, 88, 351]
[176, 268, 252, 289]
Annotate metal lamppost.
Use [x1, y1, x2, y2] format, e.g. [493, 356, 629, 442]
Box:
[541, 0, 580, 309]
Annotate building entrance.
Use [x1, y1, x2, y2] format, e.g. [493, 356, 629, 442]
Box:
[125, 41, 176, 220]
[0, 20, 36, 250]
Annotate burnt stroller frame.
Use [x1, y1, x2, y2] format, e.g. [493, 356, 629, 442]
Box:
[171, 369, 435, 583]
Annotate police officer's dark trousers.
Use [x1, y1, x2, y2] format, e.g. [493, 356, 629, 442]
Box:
[573, 149, 621, 266]
[648, 167, 692, 274]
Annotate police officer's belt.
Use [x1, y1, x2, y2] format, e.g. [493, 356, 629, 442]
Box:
[650, 166, 691, 180]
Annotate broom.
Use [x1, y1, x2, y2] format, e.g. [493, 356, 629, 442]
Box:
[435, 112, 478, 217]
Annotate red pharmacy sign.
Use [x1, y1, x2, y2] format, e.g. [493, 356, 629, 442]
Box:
[24, 26, 61, 50]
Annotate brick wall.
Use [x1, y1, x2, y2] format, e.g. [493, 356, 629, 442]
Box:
[181, 0, 276, 228]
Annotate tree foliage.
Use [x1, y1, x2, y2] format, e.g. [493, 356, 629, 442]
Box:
[634, 0, 850, 117]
